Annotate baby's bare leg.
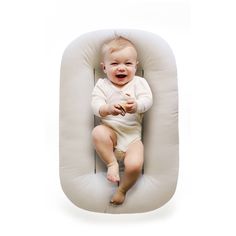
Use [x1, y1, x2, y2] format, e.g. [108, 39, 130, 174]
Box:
[110, 140, 144, 205]
[92, 125, 120, 183]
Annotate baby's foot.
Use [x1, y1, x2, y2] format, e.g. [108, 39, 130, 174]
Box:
[107, 161, 120, 183]
[110, 188, 126, 205]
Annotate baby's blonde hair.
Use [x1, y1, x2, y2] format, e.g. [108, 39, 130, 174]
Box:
[101, 36, 137, 61]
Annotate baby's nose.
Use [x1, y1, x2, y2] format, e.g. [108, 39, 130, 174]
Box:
[117, 65, 125, 71]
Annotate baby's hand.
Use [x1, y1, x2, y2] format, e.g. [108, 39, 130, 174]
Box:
[99, 104, 124, 117]
[125, 98, 137, 114]
[108, 104, 126, 116]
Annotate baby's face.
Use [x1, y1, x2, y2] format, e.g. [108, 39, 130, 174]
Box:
[102, 47, 138, 87]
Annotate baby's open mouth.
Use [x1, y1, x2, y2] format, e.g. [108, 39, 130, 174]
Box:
[116, 74, 127, 78]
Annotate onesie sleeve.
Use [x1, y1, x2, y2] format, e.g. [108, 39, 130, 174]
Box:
[135, 77, 153, 113]
[91, 79, 107, 117]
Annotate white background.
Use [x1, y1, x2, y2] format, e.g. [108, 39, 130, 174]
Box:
[0, 0, 236, 235]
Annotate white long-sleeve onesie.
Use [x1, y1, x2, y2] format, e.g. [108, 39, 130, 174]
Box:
[91, 76, 153, 152]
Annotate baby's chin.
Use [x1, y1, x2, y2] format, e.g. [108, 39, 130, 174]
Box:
[111, 80, 129, 87]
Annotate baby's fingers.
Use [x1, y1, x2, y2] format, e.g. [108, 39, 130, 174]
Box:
[115, 104, 126, 116]
[125, 104, 133, 109]
[114, 104, 122, 109]
[126, 98, 135, 104]
[125, 102, 137, 113]
[113, 105, 124, 116]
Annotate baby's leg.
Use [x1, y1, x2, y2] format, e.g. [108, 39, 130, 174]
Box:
[110, 140, 144, 205]
[92, 125, 120, 183]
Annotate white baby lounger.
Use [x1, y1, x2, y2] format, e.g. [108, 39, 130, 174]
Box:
[60, 29, 178, 214]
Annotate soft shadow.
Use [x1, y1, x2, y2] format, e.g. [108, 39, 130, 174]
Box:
[60, 197, 177, 224]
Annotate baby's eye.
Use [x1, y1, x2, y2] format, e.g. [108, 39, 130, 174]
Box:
[111, 62, 118, 65]
[125, 62, 133, 65]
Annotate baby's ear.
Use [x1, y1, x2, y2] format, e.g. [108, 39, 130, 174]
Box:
[100, 62, 106, 73]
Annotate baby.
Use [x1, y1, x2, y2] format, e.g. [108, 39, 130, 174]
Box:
[91, 36, 153, 205]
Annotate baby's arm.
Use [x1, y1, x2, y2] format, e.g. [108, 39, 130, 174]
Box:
[135, 77, 153, 113]
[91, 79, 124, 117]
[91, 80, 106, 117]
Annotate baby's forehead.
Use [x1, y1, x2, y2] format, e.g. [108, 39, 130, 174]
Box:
[106, 46, 138, 60]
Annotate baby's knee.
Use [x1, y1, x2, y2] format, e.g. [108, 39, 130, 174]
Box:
[92, 126, 104, 141]
[125, 161, 143, 174]
[92, 125, 116, 145]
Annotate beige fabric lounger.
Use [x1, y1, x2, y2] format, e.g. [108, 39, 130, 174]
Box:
[60, 29, 178, 214]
